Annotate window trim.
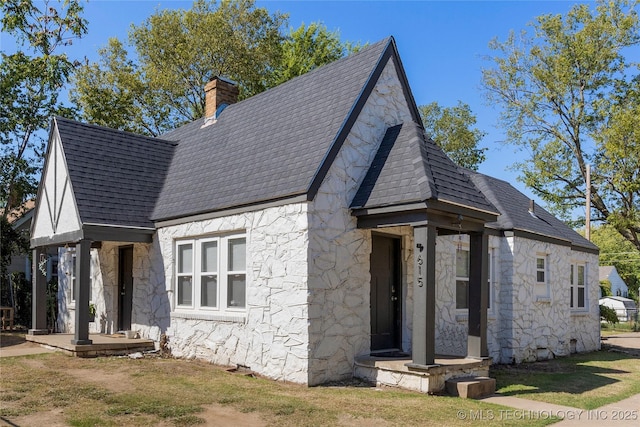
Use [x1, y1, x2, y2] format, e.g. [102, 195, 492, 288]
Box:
[534, 254, 551, 301]
[455, 245, 493, 311]
[570, 262, 587, 310]
[174, 233, 247, 315]
[66, 250, 92, 305]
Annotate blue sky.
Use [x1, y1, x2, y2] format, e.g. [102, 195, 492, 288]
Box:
[3, 0, 594, 207]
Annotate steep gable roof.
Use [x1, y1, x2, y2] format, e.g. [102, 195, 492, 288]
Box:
[466, 170, 599, 253]
[350, 122, 498, 216]
[55, 117, 176, 229]
[152, 38, 411, 222]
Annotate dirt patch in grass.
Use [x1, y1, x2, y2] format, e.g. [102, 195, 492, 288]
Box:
[2, 408, 68, 427]
[66, 368, 137, 393]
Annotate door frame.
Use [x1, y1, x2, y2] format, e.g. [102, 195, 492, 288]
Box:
[370, 232, 403, 351]
[118, 245, 134, 331]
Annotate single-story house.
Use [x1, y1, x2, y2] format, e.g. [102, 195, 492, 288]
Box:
[599, 265, 629, 298]
[29, 37, 600, 387]
[599, 296, 638, 322]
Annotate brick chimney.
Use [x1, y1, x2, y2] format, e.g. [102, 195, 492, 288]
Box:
[204, 76, 239, 119]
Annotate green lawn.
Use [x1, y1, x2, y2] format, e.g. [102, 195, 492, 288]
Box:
[491, 350, 640, 410]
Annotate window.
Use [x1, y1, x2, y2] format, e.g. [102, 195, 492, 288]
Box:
[535, 255, 550, 299]
[175, 234, 246, 312]
[456, 248, 493, 310]
[456, 249, 470, 309]
[570, 263, 586, 309]
[67, 251, 92, 303]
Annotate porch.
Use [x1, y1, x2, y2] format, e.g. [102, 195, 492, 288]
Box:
[354, 354, 492, 394]
[25, 333, 155, 358]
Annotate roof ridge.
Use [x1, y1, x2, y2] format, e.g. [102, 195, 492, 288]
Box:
[408, 123, 437, 200]
[54, 116, 177, 146]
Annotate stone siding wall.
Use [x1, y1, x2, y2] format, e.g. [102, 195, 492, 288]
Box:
[432, 234, 600, 364]
[57, 242, 154, 336]
[307, 57, 414, 385]
[155, 203, 310, 383]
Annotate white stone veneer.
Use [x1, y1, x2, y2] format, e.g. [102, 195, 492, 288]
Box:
[155, 203, 309, 383]
[432, 234, 600, 364]
[307, 56, 414, 385]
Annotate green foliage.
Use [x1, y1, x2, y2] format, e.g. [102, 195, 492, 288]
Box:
[275, 22, 361, 85]
[0, 0, 87, 212]
[418, 101, 487, 170]
[0, 215, 30, 283]
[589, 224, 640, 300]
[482, 0, 640, 250]
[600, 304, 619, 324]
[73, 0, 287, 136]
[600, 281, 612, 297]
[72, 1, 360, 137]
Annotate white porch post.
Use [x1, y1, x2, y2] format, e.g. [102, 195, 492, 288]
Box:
[468, 231, 489, 359]
[29, 247, 48, 335]
[71, 239, 92, 345]
[407, 225, 437, 367]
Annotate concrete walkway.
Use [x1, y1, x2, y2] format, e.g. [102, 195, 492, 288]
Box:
[480, 393, 639, 426]
[480, 332, 640, 426]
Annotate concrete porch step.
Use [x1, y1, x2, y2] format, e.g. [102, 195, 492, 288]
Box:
[446, 376, 496, 398]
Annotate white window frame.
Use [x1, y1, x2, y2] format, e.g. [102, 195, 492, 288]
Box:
[570, 262, 587, 310]
[455, 246, 493, 311]
[174, 233, 247, 314]
[535, 254, 550, 301]
[455, 247, 470, 310]
[67, 250, 92, 305]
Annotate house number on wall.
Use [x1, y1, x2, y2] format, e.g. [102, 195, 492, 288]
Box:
[416, 243, 424, 287]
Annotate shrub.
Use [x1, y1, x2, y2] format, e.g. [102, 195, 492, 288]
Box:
[600, 304, 619, 325]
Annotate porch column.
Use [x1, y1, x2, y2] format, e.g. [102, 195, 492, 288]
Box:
[407, 225, 437, 367]
[468, 231, 489, 359]
[29, 247, 48, 335]
[72, 239, 92, 345]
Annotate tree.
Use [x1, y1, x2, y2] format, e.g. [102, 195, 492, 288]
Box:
[418, 101, 487, 170]
[73, 0, 287, 136]
[275, 22, 360, 85]
[589, 224, 640, 300]
[1, 0, 87, 214]
[482, 0, 640, 249]
[72, 2, 362, 137]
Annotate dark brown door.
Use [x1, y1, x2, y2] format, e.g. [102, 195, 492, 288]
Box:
[370, 234, 401, 350]
[118, 246, 134, 331]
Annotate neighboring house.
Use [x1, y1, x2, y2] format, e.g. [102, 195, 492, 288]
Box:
[4, 201, 58, 283]
[599, 296, 638, 322]
[29, 37, 600, 386]
[600, 265, 629, 298]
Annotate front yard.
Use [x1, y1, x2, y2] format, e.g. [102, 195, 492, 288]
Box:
[1, 331, 638, 426]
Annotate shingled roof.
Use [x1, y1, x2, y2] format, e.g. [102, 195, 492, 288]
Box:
[55, 117, 176, 229]
[151, 37, 398, 221]
[465, 170, 599, 253]
[350, 122, 498, 215]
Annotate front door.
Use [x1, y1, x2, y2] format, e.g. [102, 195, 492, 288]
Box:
[118, 246, 134, 331]
[370, 234, 401, 351]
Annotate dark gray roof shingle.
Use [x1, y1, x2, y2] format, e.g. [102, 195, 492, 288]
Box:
[55, 117, 176, 229]
[351, 122, 498, 215]
[465, 170, 598, 252]
[152, 38, 393, 221]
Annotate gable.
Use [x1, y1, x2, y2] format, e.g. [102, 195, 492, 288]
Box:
[152, 38, 416, 223]
[56, 117, 176, 229]
[351, 122, 498, 217]
[31, 124, 82, 244]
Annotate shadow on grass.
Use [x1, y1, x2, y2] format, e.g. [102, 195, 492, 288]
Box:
[490, 350, 635, 397]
